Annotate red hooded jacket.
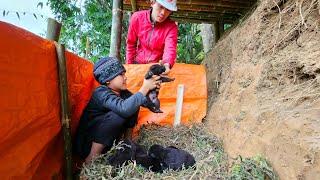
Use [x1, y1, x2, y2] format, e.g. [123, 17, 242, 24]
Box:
[126, 9, 178, 68]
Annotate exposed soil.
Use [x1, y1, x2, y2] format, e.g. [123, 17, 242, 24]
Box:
[203, 0, 320, 179]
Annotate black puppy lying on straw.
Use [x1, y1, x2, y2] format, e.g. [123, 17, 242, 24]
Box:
[107, 139, 162, 172]
[144, 64, 175, 113]
[107, 139, 196, 172]
[148, 144, 196, 171]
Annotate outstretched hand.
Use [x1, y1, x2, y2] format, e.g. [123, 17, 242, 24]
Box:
[159, 60, 170, 75]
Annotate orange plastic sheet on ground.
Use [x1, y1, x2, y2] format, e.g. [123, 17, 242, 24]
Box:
[0, 21, 207, 179]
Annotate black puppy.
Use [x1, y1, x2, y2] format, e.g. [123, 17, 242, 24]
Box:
[107, 139, 137, 167]
[107, 139, 162, 172]
[144, 64, 175, 113]
[148, 144, 196, 171]
[135, 149, 162, 172]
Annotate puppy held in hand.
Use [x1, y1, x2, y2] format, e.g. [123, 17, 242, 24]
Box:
[148, 144, 196, 171]
[144, 64, 175, 113]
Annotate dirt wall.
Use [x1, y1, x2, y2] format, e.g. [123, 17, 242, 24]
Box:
[203, 0, 320, 179]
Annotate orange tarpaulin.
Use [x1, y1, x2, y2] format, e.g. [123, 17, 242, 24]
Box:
[124, 64, 207, 135]
[0, 21, 207, 179]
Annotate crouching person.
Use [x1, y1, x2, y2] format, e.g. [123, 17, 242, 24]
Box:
[75, 57, 161, 164]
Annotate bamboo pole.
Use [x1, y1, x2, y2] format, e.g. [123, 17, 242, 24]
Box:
[85, 36, 90, 58]
[123, 0, 253, 9]
[130, 0, 137, 12]
[54, 42, 73, 180]
[171, 17, 233, 24]
[46, 18, 62, 41]
[46, 18, 73, 180]
[110, 0, 123, 59]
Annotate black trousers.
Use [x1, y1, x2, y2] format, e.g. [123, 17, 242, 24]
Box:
[75, 111, 138, 159]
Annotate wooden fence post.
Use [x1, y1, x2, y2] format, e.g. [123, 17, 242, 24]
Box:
[47, 18, 73, 180]
[110, 0, 123, 59]
[46, 18, 62, 41]
[54, 42, 73, 180]
[130, 0, 137, 12]
[174, 84, 185, 127]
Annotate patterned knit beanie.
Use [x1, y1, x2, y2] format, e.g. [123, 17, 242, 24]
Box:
[93, 57, 126, 84]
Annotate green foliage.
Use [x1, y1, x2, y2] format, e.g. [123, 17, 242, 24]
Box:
[48, 0, 119, 62]
[224, 23, 232, 31]
[48, 0, 204, 64]
[177, 23, 204, 64]
[230, 155, 279, 180]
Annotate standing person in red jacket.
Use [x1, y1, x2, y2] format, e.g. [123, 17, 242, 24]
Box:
[126, 0, 178, 75]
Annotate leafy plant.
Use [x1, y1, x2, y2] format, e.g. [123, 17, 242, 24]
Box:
[177, 23, 204, 64]
[230, 155, 279, 180]
[48, 0, 118, 62]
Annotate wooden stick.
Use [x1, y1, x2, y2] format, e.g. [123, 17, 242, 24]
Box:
[110, 0, 123, 59]
[123, 0, 254, 9]
[171, 17, 234, 24]
[219, 19, 225, 37]
[85, 36, 90, 58]
[46, 18, 62, 41]
[46, 18, 72, 180]
[54, 42, 73, 180]
[213, 21, 220, 42]
[130, 0, 137, 12]
[174, 84, 184, 127]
